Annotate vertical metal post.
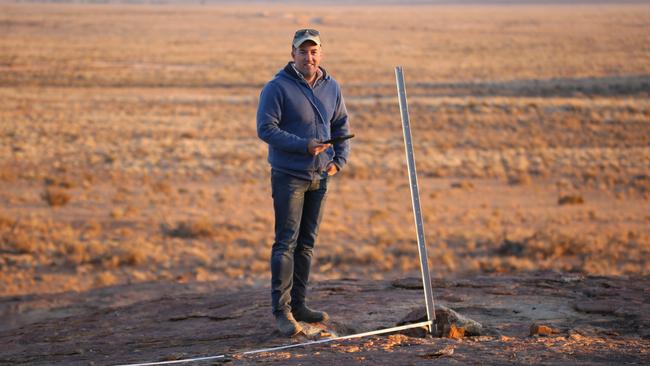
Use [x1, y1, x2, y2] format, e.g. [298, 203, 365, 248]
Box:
[395, 66, 437, 334]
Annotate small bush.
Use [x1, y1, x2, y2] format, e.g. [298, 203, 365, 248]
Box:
[151, 181, 173, 195]
[2, 227, 34, 254]
[43, 176, 74, 189]
[162, 220, 216, 239]
[496, 239, 525, 256]
[558, 194, 584, 205]
[119, 246, 148, 266]
[508, 172, 532, 186]
[42, 187, 71, 207]
[450, 181, 474, 190]
[95, 271, 119, 287]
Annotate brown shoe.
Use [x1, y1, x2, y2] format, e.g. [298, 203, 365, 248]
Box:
[275, 312, 302, 337]
[292, 306, 329, 323]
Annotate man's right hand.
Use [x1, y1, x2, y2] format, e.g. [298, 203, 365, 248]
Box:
[308, 139, 331, 156]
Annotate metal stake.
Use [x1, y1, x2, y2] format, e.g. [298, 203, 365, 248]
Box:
[114, 321, 433, 366]
[395, 66, 437, 334]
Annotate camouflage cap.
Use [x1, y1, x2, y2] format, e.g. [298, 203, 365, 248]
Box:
[292, 28, 321, 48]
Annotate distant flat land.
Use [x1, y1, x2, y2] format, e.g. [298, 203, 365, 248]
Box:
[0, 3, 648, 297]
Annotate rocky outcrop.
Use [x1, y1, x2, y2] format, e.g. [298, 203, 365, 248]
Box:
[1, 272, 649, 365]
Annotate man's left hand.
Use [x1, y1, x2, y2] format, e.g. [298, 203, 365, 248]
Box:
[326, 163, 338, 176]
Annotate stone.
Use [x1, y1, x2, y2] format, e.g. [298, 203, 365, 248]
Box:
[530, 323, 559, 336]
[447, 324, 465, 339]
[399, 305, 484, 338]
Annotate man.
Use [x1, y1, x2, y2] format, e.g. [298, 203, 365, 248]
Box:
[256, 28, 351, 337]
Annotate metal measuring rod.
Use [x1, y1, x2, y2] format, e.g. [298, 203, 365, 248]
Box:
[395, 66, 438, 335]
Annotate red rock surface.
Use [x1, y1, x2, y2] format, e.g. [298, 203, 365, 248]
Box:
[1, 271, 649, 365]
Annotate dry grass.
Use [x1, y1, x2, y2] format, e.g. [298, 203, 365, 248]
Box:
[0, 3, 648, 296]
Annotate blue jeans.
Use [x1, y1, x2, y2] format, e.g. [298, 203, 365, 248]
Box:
[270, 169, 329, 316]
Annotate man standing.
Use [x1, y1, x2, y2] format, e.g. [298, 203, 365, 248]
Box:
[256, 29, 351, 337]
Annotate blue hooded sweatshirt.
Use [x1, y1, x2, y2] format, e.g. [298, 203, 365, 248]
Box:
[256, 62, 350, 181]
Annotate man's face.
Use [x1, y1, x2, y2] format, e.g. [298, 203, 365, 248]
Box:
[291, 41, 321, 79]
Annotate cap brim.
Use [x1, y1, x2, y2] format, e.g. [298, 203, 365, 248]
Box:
[293, 35, 321, 48]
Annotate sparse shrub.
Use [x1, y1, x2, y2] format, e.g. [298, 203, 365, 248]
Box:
[151, 181, 173, 195]
[451, 181, 474, 190]
[119, 246, 147, 266]
[185, 246, 213, 266]
[508, 172, 532, 186]
[354, 245, 388, 266]
[496, 239, 525, 256]
[224, 267, 244, 278]
[101, 255, 121, 269]
[180, 131, 197, 139]
[367, 209, 389, 224]
[59, 238, 105, 266]
[0, 216, 49, 255]
[42, 187, 71, 207]
[109, 206, 138, 220]
[627, 174, 650, 195]
[162, 219, 216, 239]
[518, 231, 588, 260]
[558, 194, 584, 205]
[223, 242, 254, 261]
[111, 188, 130, 204]
[95, 243, 146, 268]
[124, 205, 139, 217]
[83, 220, 102, 238]
[2, 228, 33, 254]
[214, 191, 226, 203]
[95, 271, 119, 287]
[43, 176, 74, 188]
[440, 251, 458, 271]
[81, 171, 95, 186]
[194, 267, 213, 281]
[249, 260, 267, 274]
[63, 240, 91, 264]
[110, 207, 125, 219]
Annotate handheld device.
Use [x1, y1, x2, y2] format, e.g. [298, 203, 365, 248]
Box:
[320, 134, 355, 145]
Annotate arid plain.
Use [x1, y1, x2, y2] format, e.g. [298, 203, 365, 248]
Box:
[1, 2, 650, 365]
[1, 3, 649, 299]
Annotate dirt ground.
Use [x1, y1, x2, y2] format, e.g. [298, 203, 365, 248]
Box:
[0, 2, 649, 364]
[1, 272, 649, 365]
